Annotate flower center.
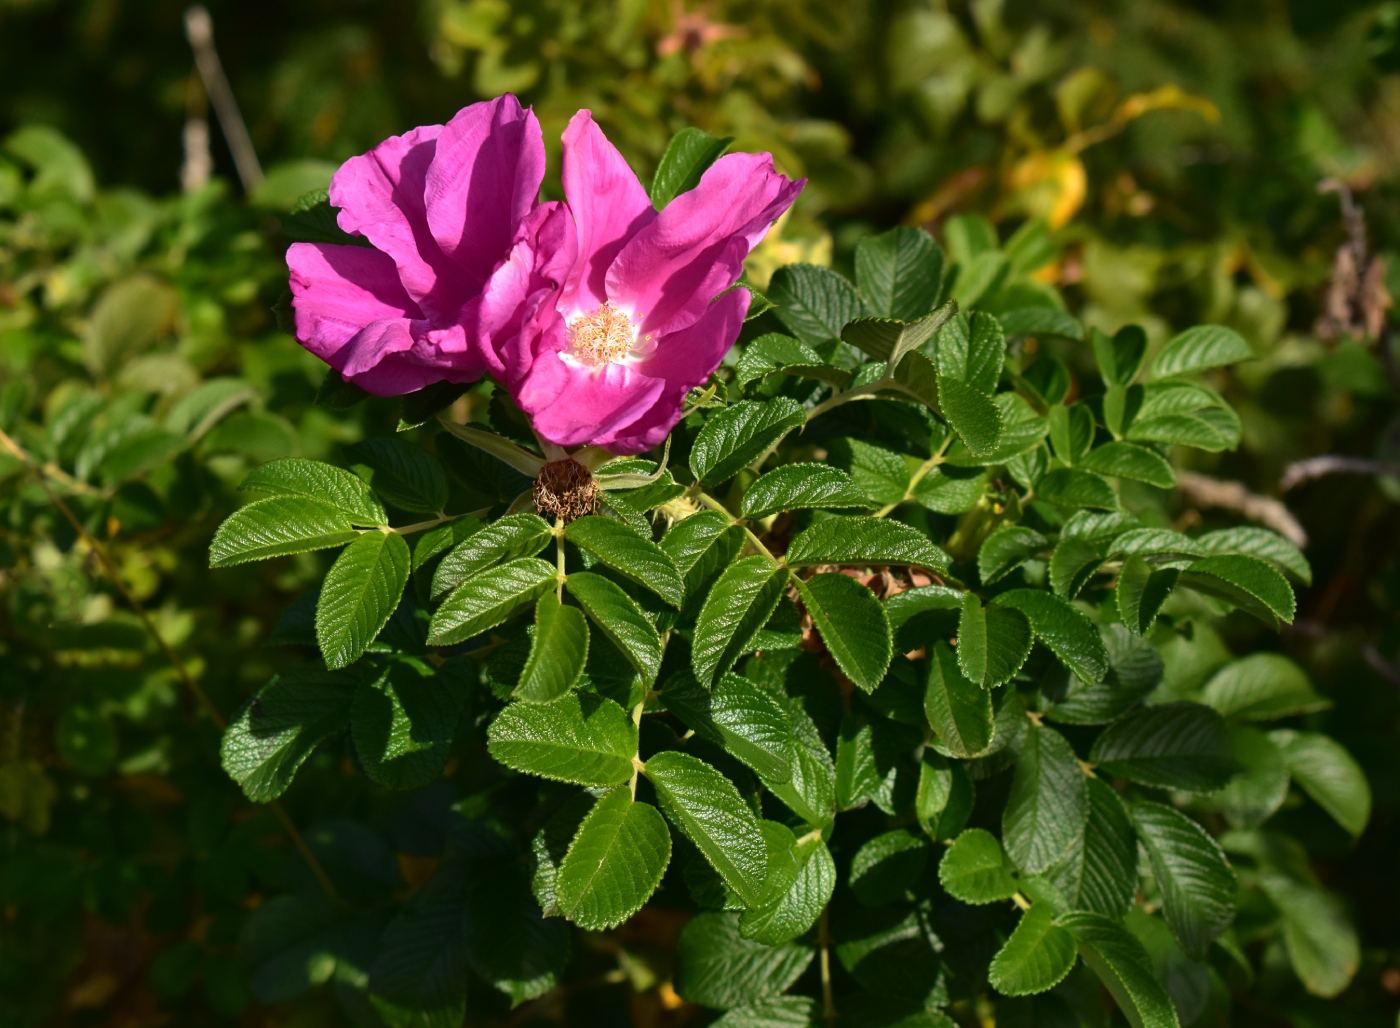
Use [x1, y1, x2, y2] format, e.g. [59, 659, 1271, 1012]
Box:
[567, 302, 638, 366]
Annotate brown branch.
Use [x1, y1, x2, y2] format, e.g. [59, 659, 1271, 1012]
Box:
[1176, 471, 1308, 548]
[1280, 455, 1400, 492]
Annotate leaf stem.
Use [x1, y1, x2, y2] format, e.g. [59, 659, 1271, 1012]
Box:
[818, 907, 837, 1022]
[874, 432, 956, 517]
[694, 491, 779, 563]
[387, 508, 489, 536]
[554, 517, 566, 600]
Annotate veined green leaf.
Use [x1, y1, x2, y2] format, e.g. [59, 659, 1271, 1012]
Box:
[983, 605, 1034, 686]
[1048, 777, 1137, 920]
[315, 531, 410, 669]
[924, 641, 994, 757]
[1049, 535, 1107, 599]
[793, 572, 892, 693]
[764, 699, 837, 829]
[1080, 442, 1176, 489]
[661, 672, 794, 783]
[1200, 653, 1329, 721]
[690, 398, 805, 485]
[1116, 556, 1179, 636]
[556, 787, 671, 929]
[515, 592, 589, 703]
[1059, 912, 1181, 1028]
[1048, 403, 1095, 465]
[1195, 526, 1311, 585]
[239, 457, 386, 525]
[842, 303, 955, 367]
[1151, 324, 1252, 379]
[1092, 325, 1148, 387]
[1132, 801, 1236, 959]
[993, 589, 1109, 684]
[1180, 554, 1295, 626]
[735, 333, 851, 392]
[566, 515, 684, 607]
[487, 693, 636, 786]
[431, 512, 553, 599]
[848, 829, 929, 907]
[939, 828, 1018, 904]
[739, 826, 835, 945]
[989, 904, 1077, 997]
[978, 524, 1048, 585]
[767, 263, 869, 347]
[427, 557, 556, 646]
[692, 556, 789, 686]
[1036, 468, 1117, 510]
[209, 497, 358, 567]
[349, 435, 448, 514]
[916, 753, 974, 841]
[651, 127, 731, 208]
[956, 592, 988, 684]
[741, 463, 869, 518]
[1258, 873, 1359, 998]
[564, 572, 663, 686]
[1269, 729, 1371, 837]
[1089, 703, 1237, 792]
[352, 659, 463, 790]
[784, 516, 947, 571]
[675, 912, 814, 1009]
[938, 375, 1003, 457]
[1004, 724, 1088, 875]
[855, 225, 945, 321]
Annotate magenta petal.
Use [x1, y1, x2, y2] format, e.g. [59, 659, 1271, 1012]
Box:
[336, 321, 483, 397]
[288, 242, 423, 363]
[607, 152, 803, 337]
[559, 111, 656, 314]
[329, 124, 475, 323]
[425, 94, 546, 293]
[476, 201, 576, 379]
[516, 357, 667, 450]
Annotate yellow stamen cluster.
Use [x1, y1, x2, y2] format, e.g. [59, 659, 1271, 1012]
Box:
[567, 302, 637, 365]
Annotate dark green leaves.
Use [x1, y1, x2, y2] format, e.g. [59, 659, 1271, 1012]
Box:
[352, 660, 463, 789]
[487, 693, 637, 786]
[740, 826, 835, 945]
[1060, 912, 1181, 1028]
[662, 672, 793, 783]
[1116, 556, 1179, 636]
[1180, 554, 1296, 626]
[645, 750, 767, 907]
[349, 436, 448, 514]
[1270, 730, 1371, 837]
[431, 513, 551, 599]
[515, 592, 589, 703]
[1049, 777, 1138, 920]
[994, 590, 1108, 684]
[854, 225, 944, 321]
[1090, 703, 1237, 792]
[767, 264, 869, 347]
[239, 457, 386, 525]
[842, 304, 953, 367]
[693, 556, 788, 686]
[1003, 724, 1088, 875]
[565, 515, 684, 607]
[427, 557, 556, 645]
[690, 398, 805, 486]
[979, 524, 1047, 585]
[1131, 801, 1236, 959]
[848, 829, 928, 906]
[924, 641, 994, 757]
[989, 904, 1077, 997]
[740, 464, 869, 518]
[556, 787, 671, 929]
[209, 497, 359, 567]
[565, 572, 663, 686]
[793, 572, 891, 693]
[939, 828, 1018, 904]
[784, 516, 947, 571]
[1151, 324, 1252, 378]
[315, 531, 410, 669]
[1200, 653, 1328, 721]
[676, 912, 814, 1009]
[651, 127, 731, 208]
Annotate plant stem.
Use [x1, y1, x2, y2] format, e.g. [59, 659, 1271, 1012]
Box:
[874, 432, 955, 517]
[554, 517, 566, 600]
[694, 491, 779, 562]
[819, 907, 837, 1022]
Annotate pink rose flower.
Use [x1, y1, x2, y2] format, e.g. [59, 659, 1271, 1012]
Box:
[491, 111, 804, 455]
[286, 95, 544, 396]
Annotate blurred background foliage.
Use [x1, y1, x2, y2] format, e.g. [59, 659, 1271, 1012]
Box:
[2, 0, 1400, 1024]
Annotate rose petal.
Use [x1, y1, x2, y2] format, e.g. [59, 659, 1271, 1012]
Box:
[516, 355, 667, 450]
[288, 241, 423, 361]
[476, 201, 576, 379]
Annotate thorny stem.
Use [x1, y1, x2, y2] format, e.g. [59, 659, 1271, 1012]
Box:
[818, 908, 837, 1022]
[874, 432, 956, 517]
[0, 426, 338, 901]
[694, 491, 779, 562]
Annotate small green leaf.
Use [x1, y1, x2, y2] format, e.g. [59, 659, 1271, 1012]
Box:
[793, 572, 892, 693]
[1180, 554, 1295, 626]
[1048, 777, 1138, 920]
[924, 641, 994, 757]
[998, 306, 1084, 341]
[428, 557, 556, 645]
[1132, 801, 1236, 959]
[1059, 912, 1181, 1028]
[487, 693, 637, 786]
[430, 512, 553, 599]
[564, 572, 663, 686]
[1048, 403, 1095, 465]
[993, 589, 1109, 684]
[764, 700, 838, 829]
[690, 398, 806, 485]
[1004, 724, 1088, 876]
[916, 753, 974, 841]
[1258, 873, 1359, 998]
[557, 787, 671, 929]
[711, 998, 819, 1026]
[842, 303, 955, 367]
[735, 333, 851, 391]
[740, 464, 869, 518]
[352, 659, 464, 790]
[784, 516, 947, 571]
[239, 458, 387, 525]
[1089, 703, 1237, 792]
[1195, 526, 1311, 585]
[645, 750, 768, 907]
[1269, 729, 1371, 837]
[566, 515, 684, 607]
[675, 912, 814, 1009]
[1212, 727, 1290, 828]
[692, 556, 788, 686]
[1092, 325, 1148, 387]
[936, 310, 1006, 393]
[315, 531, 410, 669]
[938, 375, 1003, 457]
[515, 592, 590, 703]
[956, 592, 987, 684]
[978, 524, 1048, 585]
[209, 497, 359, 567]
[989, 904, 1078, 997]
[740, 825, 836, 945]
[1080, 442, 1176, 489]
[1151, 324, 1252, 379]
[651, 127, 732, 208]
[1200, 653, 1329, 721]
[662, 672, 794, 784]
[848, 829, 929, 906]
[939, 828, 1018, 904]
[1049, 536, 1107, 599]
[767, 264, 869, 347]
[854, 225, 945, 321]
[349, 435, 448, 514]
[1116, 556, 1179, 636]
[1036, 468, 1117, 510]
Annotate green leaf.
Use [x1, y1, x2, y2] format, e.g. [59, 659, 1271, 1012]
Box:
[993, 590, 1109, 684]
[430, 512, 552, 599]
[1080, 442, 1176, 489]
[515, 592, 590, 703]
[1048, 403, 1095, 465]
[487, 692, 637, 786]
[784, 516, 947, 571]
[764, 699, 838, 829]
[1151, 324, 1252, 379]
[1116, 556, 1179, 636]
[735, 333, 852, 391]
[690, 398, 806, 486]
[398, 380, 471, 430]
[1004, 724, 1088, 876]
[855, 225, 945, 321]
[982, 605, 1035, 687]
[352, 659, 464, 789]
[989, 904, 1078, 997]
[436, 419, 545, 477]
[848, 829, 929, 907]
[1131, 801, 1236, 959]
[315, 531, 410, 669]
[661, 511, 746, 605]
[692, 556, 789, 686]
[428, 557, 556, 645]
[828, 437, 910, 505]
[740, 825, 836, 945]
[924, 641, 994, 757]
[793, 572, 892, 693]
[1269, 729, 1371, 837]
[1195, 527, 1311, 585]
[662, 672, 794, 783]
[937, 310, 1006, 393]
[1049, 536, 1107, 599]
[741, 464, 869, 518]
[916, 753, 974, 841]
[1211, 727, 1290, 828]
[1180, 554, 1295, 626]
[711, 997, 819, 1027]
[1200, 653, 1328, 721]
[938, 375, 1003, 457]
[566, 515, 684, 607]
[1043, 624, 1164, 726]
[767, 264, 869, 347]
[998, 306, 1084, 342]
[956, 592, 987, 684]
[240, 457, 386, 525]
[564, 572, 663, 686]
[349, 436, 448, 514]
[651, 127, 732, 208]
[676, 912, 814, 1009]
[1258, 873, 1359, 998]
[556, 787, 671, 929]
[1109, 527, 1204, 560]
[939, 828, 1018, 904]
[645, 750, 768, 907]
[209, 497, 359, 567]
[1092, 325, 1148, 387]
[282, 189, 368, 246]
[842, 304, 955, 367]
[978, 524, 1048, 585]
[834, 715, 883, 811]
[1035, 468, 1117, 510]
[1048, 777, 1137, 920]
[1089, 703, 1237, 792]
[1059, 912, 1181, 1028]
[221, 666, 356, 802]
